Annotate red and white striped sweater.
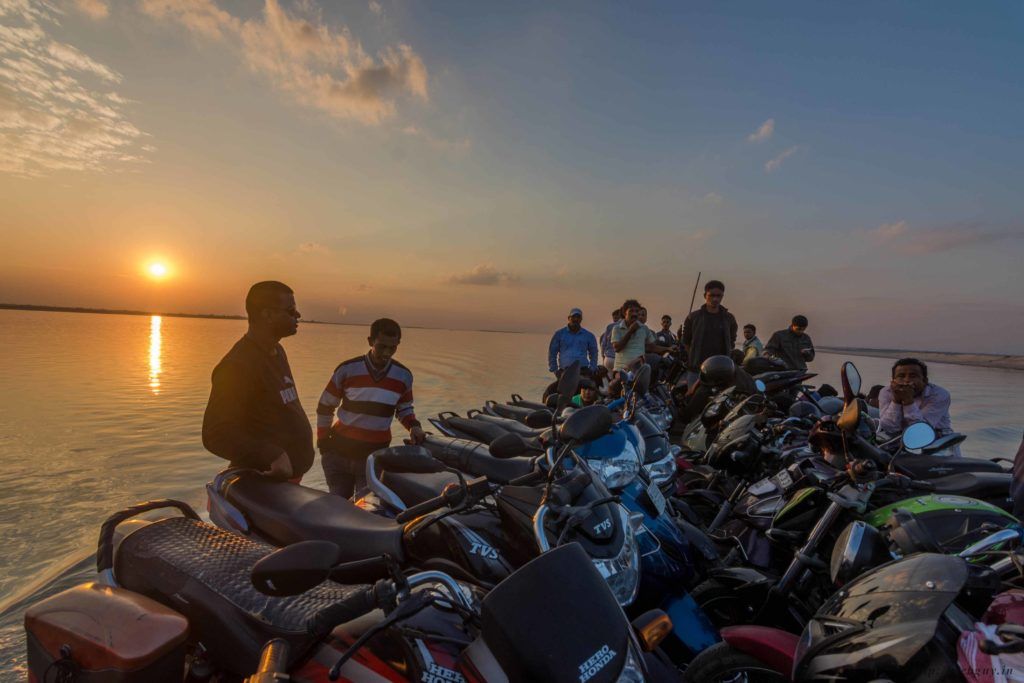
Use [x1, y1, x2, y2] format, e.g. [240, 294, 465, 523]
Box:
[316, 354, 419, 444]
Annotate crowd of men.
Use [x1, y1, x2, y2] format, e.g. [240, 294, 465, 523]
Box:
[201, 280, 1024, 508]
[547, 279, 816, 383]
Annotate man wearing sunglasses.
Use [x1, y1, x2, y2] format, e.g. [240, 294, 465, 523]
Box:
[202, 280, 313, 481]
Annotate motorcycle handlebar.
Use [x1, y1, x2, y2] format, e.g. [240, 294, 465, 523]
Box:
[244, 639, 290, 683]
[308, 581, 393, 639]
[395, 489, 461, 523]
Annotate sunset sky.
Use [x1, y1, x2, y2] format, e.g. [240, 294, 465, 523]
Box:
[1, 0, 1023, 353]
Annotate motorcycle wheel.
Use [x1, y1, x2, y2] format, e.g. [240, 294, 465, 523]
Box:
[690, 578, 757, 628]
[683, 642, 788, 682]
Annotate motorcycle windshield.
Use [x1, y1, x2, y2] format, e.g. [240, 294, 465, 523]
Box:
[480, 543, 631, 683]
[794, 554, 966, 678]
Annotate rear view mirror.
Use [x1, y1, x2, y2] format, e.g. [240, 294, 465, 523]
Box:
[557, 362, 581, 412]
[841, 362, 862, 399]
[373, 446, 446, 474]
[544, 394, 559, 408]
[489, 432, 531, 458]
[901, 422, 936, 450]
[525, 409, 553, 429]
[251, 540, 342, 596]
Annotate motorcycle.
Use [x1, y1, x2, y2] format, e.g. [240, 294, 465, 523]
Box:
[25, 498, 673, 682]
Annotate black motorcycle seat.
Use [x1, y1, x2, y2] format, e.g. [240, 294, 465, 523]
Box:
[473, 414, 548, 439]
[421, 436, 534, 484]
[225, 473, 405, 564]
[896, 455, 1006, 479]
[115, 516, 372, 676]
[923, 471, 1012, 500]
[380, 470, 460, 507]
[488, 403, 535, 422]
[444, 415, 510, 443]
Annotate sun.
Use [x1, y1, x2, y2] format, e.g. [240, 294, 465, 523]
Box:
[147, 262, 169, 279]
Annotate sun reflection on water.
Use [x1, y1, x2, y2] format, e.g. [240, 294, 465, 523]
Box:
[149, 315, 162, 394]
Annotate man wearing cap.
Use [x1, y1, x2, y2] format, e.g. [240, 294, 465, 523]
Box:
[548, 308, 599, 376]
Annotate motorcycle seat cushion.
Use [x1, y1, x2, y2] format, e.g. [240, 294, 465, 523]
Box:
[380, 470, 460, 507]
[225, 473, 405, 564]
[897, 455, 1006, 479]
[444, 416, 509, 443]
[114, 516, 371, 676]
[421, 437, 534, 484]
[925, 471, 1012, 500]
[474, 414, 547, 439]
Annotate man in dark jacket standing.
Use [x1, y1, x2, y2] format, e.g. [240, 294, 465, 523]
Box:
[1012, 432, 1024, 518]
[681, 280, 738, 386]
[765, 315, 816, 371]
[202, 281, 314, 481]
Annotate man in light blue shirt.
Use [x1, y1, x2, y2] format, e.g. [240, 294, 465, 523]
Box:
[549, 308, 599, 376]
[599, 308, 622, 371]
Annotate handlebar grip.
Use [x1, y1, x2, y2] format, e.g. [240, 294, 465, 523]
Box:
[307, 584, 383, 639]
[96, 499, 200, 572]
[244, 639, 290, 682]
[395, 494, 451, 523]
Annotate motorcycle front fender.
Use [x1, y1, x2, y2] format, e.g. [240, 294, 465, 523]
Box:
[720, 625, 798, 678]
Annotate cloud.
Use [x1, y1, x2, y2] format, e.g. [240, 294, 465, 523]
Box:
[869, 220, 908, 243]
[296, 241, 329, 254]
[867, 220, 1024, 255]
[764, 145, 800, 173]
[140, 0, 428, 124]
[72, 0, 108, 19]
[0, 0, 147, 177]
[401, 124, 471, 153]
[747, 118, 774, 143]
[700, 192, 723, 206]
[446, 263, 520, 286]
[368, 0, 382, 16]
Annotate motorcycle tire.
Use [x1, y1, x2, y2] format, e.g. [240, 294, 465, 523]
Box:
[683, 642, 788, 682]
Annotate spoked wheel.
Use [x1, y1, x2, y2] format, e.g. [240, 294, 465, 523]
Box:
[684, 643, 789, 683]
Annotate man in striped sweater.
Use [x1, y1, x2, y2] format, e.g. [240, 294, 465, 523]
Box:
[316, 318, 426, 497]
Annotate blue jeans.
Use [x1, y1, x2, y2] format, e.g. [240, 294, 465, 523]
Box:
[320, 437, 377, 498]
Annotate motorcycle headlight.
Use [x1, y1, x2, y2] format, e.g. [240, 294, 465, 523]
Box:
[644, 451, 677, 486]
[591, 506, 641, 606]
[614, 646, 644, 683]
[587, 442, 642, 489]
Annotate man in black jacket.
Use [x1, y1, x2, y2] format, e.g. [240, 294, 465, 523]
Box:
[202, 281, 314, 480]
[681, 280, 738, 386]
[765, 315, 816, 371]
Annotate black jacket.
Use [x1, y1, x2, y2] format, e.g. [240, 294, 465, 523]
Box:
[681, 305, 738, 371]
[202, 335, 314, 475]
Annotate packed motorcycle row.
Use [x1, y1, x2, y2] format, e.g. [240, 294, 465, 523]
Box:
[23, 355, 1024, 682]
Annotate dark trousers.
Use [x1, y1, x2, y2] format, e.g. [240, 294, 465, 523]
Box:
[320, 436, 382, 498]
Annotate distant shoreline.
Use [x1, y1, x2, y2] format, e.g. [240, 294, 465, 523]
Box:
[819, 346, 1024, 372]
[0, 303, 525, 335]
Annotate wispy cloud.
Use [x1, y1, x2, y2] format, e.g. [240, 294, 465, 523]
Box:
[0, 0, 147, 177]
[869, 220, 908, 243]
[368, 0, 383, 17]
[72, 0, 108, 19]
[140, 0, 428, 125]
[747, 118, 774, 143]
[401, 124, 471, 153]
[446, 263, 520, 286]
[868, 220, 1024, 255]
[700, 192, 723, 206]
[764, 145, 800, 173]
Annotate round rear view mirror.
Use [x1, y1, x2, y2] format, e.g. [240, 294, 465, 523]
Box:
[901, 422, 936, 451]
[841, 362, 862, 398]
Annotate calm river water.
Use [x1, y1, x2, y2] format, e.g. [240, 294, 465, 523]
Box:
[1, 309, 1022, 678]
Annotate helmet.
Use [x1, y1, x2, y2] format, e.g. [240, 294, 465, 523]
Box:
[700, 355, 736, 389]
[818, 396, 844, 416]
[789, 401, 820, 420]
